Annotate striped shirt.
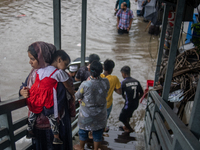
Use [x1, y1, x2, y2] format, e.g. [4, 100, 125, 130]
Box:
[117, 8, 134, 30]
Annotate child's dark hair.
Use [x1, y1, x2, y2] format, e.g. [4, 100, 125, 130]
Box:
[28, 45, 38, 60]
[90, 61, 103, 77]
[104, 59, 115, 72]
[89, 54, 100, 64]
[52, 50, 71, 64]
[121, 66, 130, 75]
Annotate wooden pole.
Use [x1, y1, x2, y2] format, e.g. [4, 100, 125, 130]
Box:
[144, 21, 151, 32]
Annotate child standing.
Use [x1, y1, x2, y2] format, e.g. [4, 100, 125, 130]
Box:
[74, 61, 109, 150]
[26, 50, 74, 144]
[119, 66, 144, 132]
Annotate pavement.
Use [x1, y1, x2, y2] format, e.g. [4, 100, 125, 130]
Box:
[73, 130, 145, 150]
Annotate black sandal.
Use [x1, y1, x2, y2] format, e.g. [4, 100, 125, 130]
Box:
[119, 126, 124, 131]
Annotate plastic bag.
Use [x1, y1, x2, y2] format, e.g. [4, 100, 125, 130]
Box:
[168, 89, 184, 102]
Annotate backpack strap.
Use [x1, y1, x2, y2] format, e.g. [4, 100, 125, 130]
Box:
[49, 69, 58, 77]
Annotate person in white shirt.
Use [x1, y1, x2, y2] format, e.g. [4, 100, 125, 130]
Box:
[135, 0, 144, 16]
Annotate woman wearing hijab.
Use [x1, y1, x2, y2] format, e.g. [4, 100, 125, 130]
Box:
[19, 41, 73, 150]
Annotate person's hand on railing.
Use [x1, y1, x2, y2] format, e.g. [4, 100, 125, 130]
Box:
[20, 87, 29, 98]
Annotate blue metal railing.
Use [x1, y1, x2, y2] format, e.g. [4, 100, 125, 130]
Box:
[144, 91, 200, 150]
[0, 97, 31, 150]
[0, 81, 81, 150]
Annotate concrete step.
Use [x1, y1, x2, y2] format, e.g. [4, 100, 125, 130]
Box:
[74, 130, 145, 150]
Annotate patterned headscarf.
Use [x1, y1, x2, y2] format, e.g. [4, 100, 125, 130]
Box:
[27, 41, 56, 88]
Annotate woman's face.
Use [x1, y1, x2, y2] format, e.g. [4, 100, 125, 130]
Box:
[28, 52, 40, 69]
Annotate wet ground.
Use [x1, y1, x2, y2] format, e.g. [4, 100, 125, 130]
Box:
[0, 0, 158, 149]
[73, 130, 145, 150]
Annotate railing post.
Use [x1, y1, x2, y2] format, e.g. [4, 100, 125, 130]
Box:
[0, 113, 15, 150]
[53, 0, 61, 50]
[145, 92, 150, 121]
[162, 0, 185, 102]
[189, 76, 200, 139]
[154, 4, 170, 86]
[172, 139, 182, 150]
[81, 0, 87, 67]
[148, 93, 159, 145]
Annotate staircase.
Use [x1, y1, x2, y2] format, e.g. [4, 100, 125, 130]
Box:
[73, 130, 145, 150]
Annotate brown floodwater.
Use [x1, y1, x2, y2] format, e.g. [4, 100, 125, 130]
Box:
[0, 0, 158, 149]
[0, 0, 158, 100]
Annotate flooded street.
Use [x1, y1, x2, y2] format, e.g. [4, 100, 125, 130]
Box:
[0, 0, 158, 149]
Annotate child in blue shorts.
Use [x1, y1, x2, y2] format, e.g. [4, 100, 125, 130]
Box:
[74, 61, 109, 150]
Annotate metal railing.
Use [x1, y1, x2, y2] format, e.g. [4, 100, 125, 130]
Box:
[144, 91, 200, 150]
[0, 81, 81, 150]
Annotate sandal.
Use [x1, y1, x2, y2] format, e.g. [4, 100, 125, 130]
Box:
[119, 126, 124, 131]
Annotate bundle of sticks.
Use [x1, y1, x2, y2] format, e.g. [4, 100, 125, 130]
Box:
[158, 49, 200, 101]
[155, 48, 200, 120]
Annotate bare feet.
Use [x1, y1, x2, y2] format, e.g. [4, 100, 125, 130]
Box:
[123, 126, 128, 131]
[73, 144, 84, 150]
[103, 133, 109, 137]
[54, 134, 60, 140]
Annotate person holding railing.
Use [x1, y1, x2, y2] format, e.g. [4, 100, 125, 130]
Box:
[74, 61, 109, 150]
[19, 42, 73, 150]
[26, 49, 75, 145]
